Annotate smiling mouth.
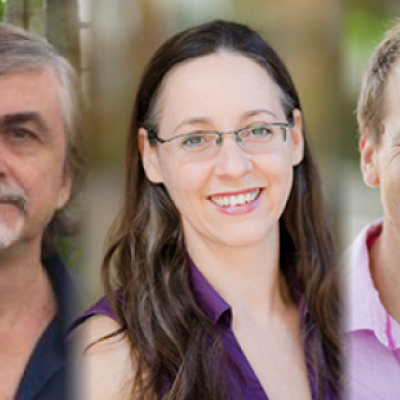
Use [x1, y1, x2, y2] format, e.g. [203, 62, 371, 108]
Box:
[209, 188, 261, 207]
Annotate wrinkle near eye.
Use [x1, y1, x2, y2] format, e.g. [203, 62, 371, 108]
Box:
[387, 147, 400, 162]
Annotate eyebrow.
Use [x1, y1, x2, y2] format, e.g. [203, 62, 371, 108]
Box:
[0, 111, 50, 136]
[242, 109, 278, 119]
[173, 109, 278, 133]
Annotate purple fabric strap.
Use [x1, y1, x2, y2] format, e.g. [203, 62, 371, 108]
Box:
[69, 296, 117, 332]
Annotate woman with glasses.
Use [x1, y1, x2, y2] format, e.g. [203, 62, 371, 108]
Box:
[73, 20, 342, 400]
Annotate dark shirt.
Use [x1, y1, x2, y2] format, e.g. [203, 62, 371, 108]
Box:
[15, 254, 79, 400]
[73, 258, 335, 400]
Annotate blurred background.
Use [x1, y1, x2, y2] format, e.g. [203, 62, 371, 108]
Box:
[1, 0, 398, 304]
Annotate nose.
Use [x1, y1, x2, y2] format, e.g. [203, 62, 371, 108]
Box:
[213, 135, 253, 178]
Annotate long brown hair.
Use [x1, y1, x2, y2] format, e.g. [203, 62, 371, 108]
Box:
[102, 20, 342, 399]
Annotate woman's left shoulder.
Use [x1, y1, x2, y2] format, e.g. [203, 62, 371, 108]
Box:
[70, 316, 134, 400]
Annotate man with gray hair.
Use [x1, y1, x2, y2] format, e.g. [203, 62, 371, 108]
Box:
[0, 23, 84, 399]
[345, 21, 400, 399]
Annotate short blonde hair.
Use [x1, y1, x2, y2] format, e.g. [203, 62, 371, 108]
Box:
[357, 21, 400, 145]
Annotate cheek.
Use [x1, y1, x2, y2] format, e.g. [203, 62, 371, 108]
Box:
[259, 154, 294, 188]
[262, 161, 294, 217]
[273, 164, 294, 204]
[23, 160, 66, 204]
[37, 161, 64, 187]
[160, 161, 210, 207]
[381, 156, 400, 211]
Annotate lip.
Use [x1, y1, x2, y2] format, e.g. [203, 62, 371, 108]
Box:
[0, 201, 20, 213]
[0, 199, 16, 205]
[208, 187, 260, 197]
[0, 198, 26, 213]
[207, 187, 263, 215]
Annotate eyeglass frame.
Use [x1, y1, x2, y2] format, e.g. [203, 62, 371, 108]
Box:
[146, 118, 295, 151]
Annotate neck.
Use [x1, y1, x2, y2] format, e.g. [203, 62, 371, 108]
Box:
[370, 218, 400, 324]
[186, 226, 290, 322]
[0, 240, 55, 328]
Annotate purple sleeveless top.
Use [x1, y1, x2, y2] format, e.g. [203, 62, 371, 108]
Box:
[72, 258, 338, 400]
[71, 295, 115, 329]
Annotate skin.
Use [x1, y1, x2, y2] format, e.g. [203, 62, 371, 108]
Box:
[0, 68, 71, 398]
[76, 52, 309, 400]
[360, 65, 400, 324]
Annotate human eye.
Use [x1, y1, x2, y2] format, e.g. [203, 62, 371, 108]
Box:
[181, 132, 213, 148]
[7, 127, 37, 141]
[250, 125, 273, 137]
[1, 125, 41, 154]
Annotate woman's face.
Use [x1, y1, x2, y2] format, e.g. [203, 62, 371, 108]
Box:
[141, 52, 303, 250]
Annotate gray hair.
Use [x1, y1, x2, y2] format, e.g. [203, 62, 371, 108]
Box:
[0, 23, 85, 256]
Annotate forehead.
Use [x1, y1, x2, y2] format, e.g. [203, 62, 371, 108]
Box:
[0, 68, 65, 138]
[157, 52, 284, 130]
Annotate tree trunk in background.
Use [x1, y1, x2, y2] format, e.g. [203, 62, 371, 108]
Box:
[4, 0, 44, 33]
[46, 0, 81, 71]
[4, 0, 27, 27]
[27, 0, 45, 35]
[4, 0, 81, 70]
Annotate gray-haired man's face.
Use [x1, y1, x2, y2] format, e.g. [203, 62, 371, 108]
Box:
[0, 68, 71, 253]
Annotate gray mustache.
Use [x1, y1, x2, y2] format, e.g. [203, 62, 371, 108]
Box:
[0, 184, 28, 212]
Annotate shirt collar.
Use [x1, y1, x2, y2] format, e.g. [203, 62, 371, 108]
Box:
[344, 219, 400, 348]
[187, 256, 232, 327]
[187, 255, 310, 328]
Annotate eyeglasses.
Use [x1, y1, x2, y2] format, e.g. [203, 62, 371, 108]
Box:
[147, 120, 294, 161]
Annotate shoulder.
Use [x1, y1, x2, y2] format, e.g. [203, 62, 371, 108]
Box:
[71, 316, 134, 400]
[69, 295, 118, 332]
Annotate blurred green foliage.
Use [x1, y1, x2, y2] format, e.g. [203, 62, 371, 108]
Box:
[340, 1, 395, 161]
[57, 237, 84, 272]
[346, 4, 391, 69]
[0, 0, 4, 21]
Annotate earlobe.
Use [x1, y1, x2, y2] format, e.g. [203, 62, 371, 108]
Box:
[360, 131, 380, 187]
[139, 128, 164, 184]
[57, 172, 72, 209]
[290, 109, 304, 166]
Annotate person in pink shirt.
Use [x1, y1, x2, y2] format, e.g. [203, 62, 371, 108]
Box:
[344, 22, 400, 399]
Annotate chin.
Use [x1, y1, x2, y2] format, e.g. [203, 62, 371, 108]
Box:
[0, 219, 23, 250]
[213, 228, 275, 249]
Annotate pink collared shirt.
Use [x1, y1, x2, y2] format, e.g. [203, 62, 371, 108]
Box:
[344, 219, 400, 399]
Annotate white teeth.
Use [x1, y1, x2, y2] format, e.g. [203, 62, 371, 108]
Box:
[229, 195, 237, 206]
[211, 189, 260, 207]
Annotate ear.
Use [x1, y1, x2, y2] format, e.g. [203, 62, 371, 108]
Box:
[359, 130, 380, 187]
[290, 109, 304, 166]
[56, 171, 72, 209]
[138, 128, 164, 184]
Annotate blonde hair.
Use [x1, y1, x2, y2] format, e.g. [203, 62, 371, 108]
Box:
[357, 21, 400, 145]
